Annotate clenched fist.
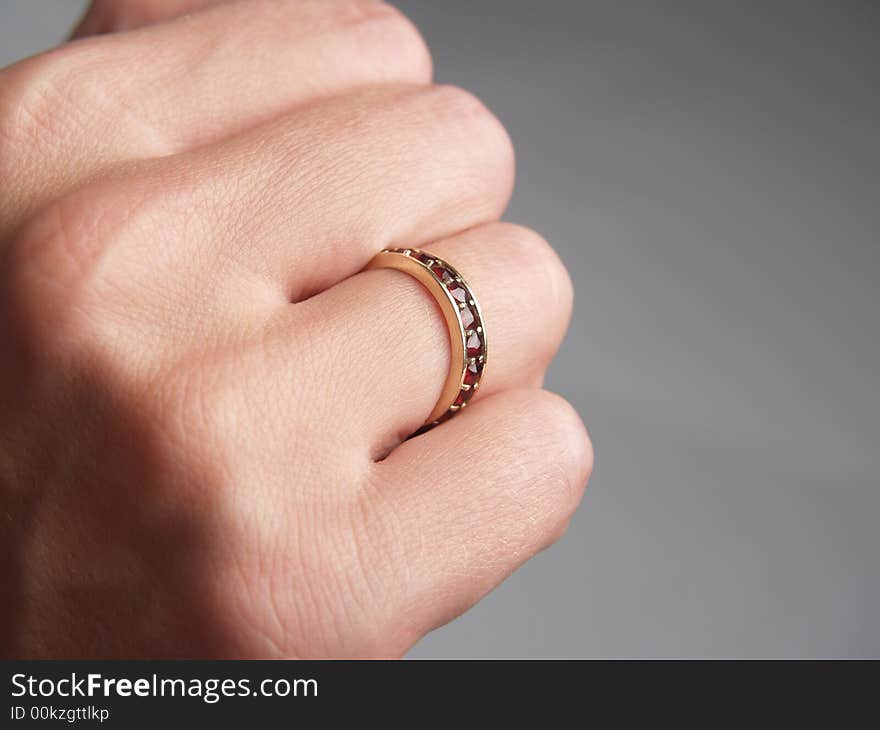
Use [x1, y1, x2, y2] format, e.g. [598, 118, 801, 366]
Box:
[0, 0, 592, 658]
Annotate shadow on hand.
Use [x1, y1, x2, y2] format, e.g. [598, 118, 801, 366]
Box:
[0, 347, 242, 658]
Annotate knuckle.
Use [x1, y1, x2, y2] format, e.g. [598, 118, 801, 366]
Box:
[359, 2, 433, 82]
[16, 189, 109, 284]
[0, 57, 63, 157]
[0, 45, 105, 150]
[498, 223, 574, 316]
[420, 83, 515, 197]
[0, 41, 172, 158]
[520, 390, 593, 531]
[428, 84, 508, 141]
[12, 183, 131, 295]
[426, 83, 486, 116]
[247, 0, 433, 83]
[3, 175, 173, 360]
[3, 192, 110, 359]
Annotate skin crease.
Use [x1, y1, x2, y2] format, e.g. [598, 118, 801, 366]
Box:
[0, 0, 593, 658]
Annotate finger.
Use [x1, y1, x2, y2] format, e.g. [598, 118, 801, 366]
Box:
[273, 222, 573, 453]
[2, 84, 513, 375]
[71, 0, 217, 38]
[359, 389, 593, 648]
[193, 84, 514, 303]
[2, 0, 432, 235]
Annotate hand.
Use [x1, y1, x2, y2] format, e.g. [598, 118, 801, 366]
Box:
[0, 0, 592, 658]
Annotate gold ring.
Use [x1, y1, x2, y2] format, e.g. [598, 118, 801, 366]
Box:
[366, 248, 487, 428]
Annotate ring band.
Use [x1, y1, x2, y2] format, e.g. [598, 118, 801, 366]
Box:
[366, 248, 487, 428]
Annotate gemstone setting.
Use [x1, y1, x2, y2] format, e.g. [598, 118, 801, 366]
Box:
[384, 247, 488, 427]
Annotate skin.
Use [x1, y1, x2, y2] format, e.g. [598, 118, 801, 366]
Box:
[0, 0, 593, 658]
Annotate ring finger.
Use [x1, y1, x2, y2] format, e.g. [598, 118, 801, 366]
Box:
[266, 221, 575, 454]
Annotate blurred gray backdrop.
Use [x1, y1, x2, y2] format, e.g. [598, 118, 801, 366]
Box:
[2, 1, 877, 658]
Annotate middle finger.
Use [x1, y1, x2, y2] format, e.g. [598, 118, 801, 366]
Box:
[2, 0, 432, 236]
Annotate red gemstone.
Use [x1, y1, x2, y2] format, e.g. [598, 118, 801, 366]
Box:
[466, 331, 482, 355]
[449, 285, 468, 303]
[454, 390, 467, 407]
[431, 265, 445, 278]
[463, 362, 480, 386]
[460, 305, 475, 328]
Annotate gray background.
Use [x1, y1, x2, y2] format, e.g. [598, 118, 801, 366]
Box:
[2, 1, 877, 657]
